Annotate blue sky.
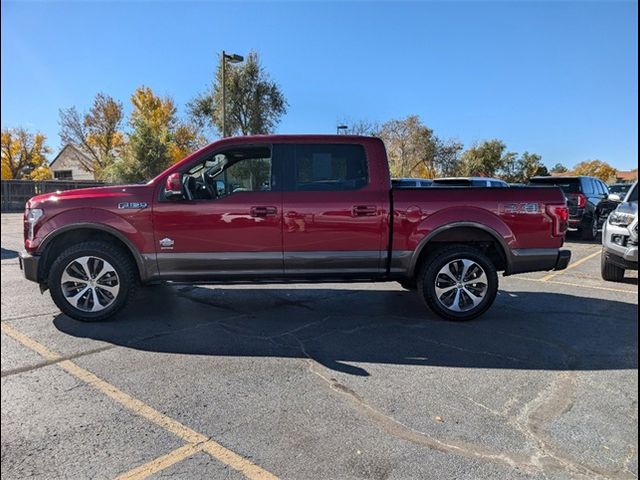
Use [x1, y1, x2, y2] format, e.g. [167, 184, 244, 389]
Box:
[1, 1, 638, 170]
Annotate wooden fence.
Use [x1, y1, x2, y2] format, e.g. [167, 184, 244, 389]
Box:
[1, 180, 109, 212]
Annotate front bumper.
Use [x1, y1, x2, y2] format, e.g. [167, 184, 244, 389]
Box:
[602, 250, 638, 271]
[602, 221, 638, 265]
[19, 250, 40, 282]
[507, 248, 571, 275]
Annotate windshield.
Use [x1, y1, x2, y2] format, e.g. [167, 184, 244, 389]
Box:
[529, 177, 581, 194]
[627, 184, 638, 203]
[610, 184, 632, 195]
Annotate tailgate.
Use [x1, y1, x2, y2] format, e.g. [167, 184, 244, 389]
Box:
[565, 193, 580, 216]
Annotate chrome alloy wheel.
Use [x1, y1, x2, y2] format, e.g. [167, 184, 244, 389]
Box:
[60, 256, 120, 312]
[434, 259, 488, 312]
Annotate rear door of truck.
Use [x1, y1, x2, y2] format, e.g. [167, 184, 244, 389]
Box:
[280, 140, 389, 277]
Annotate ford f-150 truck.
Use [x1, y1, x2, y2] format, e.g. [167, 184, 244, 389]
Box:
[20, 135, 571, 322]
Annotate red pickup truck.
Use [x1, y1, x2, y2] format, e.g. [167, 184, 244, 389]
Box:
[20, 135, 570, 322]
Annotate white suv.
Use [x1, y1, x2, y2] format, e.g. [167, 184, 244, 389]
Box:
[601, 182, 638, 281]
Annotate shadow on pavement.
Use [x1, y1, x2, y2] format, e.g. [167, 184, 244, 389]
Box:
[1, 248, 18, 260]
[54, 285, 638, 376]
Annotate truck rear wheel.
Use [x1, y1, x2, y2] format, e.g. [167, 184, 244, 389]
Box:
[49, 241, 137, 322]
[417, 245, 498, 321]
[601, 251, 625, 282]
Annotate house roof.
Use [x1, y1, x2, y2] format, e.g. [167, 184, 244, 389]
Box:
[49, 144, 93, 167]
[616, 169, 638, 181]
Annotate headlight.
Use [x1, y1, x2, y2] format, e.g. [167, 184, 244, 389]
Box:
[608, 211, 636, 227]
[26, 208, 44, 240]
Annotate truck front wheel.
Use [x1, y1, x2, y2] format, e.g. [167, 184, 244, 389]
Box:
[417, 245, 498, 321]
[49, 241, 137, 322]
[601, 251, 625, 282]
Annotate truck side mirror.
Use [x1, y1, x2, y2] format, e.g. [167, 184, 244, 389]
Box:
[608, 193, 622, 202]
[164, 173, 184, 200]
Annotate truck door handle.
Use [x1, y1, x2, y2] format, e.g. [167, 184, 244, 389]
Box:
[250, 206, 277, 217]
[352, 205, 377, 216]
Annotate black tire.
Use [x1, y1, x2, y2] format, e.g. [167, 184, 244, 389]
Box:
[49, 241, 137, 322]
[601, 251, 625, 282]
[580, 216, 598, 241]
[417, 245, 499, 321]
[398, 279, 417, 290]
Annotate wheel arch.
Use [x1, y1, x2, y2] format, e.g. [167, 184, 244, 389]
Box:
[408, 222, 511, 277]
[37, 224, 154, 284]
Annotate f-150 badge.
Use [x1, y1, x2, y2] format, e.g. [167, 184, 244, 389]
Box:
[118, 202, 148, 209]
[159, 237, 174, 249]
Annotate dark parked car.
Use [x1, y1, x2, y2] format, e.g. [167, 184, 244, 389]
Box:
[529, 176, 618, 240]
[391, 178, 433, 188]
[608, 183, 633, 200]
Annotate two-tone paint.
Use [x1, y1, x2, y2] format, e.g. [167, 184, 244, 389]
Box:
[22, 135, 570, 287]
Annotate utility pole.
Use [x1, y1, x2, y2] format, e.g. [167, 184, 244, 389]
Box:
[220, 51, 244, 137]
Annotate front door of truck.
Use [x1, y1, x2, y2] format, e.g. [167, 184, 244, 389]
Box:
[281, 143, 388, 277]
[152, 144, 283, 280]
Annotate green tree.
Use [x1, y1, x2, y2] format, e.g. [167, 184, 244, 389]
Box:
[433, 138, 464, 177]
[59, 93, 125, 180]
[550, 163, 569, 174]
[500, 152, 548, 182]
[1, 127, 52, 179]
[573, 160, 617, 182]
[189, 51, 288, 136]
[498, 151, 522, 183]
[120, 121, 170, 183]
[518, 152, 548, 180]
[459, 140, 513, 177]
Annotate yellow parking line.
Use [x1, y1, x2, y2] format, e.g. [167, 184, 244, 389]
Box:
[514, 276, 637, 295]
[0, 323, 278, 480]
[540, 250, 601, 281]
[0, 322, 59, 361]
[115, 443, 206, 480]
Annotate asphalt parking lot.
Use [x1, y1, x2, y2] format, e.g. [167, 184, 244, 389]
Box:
[1, 213, 637, 480]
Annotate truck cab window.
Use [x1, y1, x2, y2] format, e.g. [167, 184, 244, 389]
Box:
[183, 147, 272, 200]
[294, 144, 367, 191]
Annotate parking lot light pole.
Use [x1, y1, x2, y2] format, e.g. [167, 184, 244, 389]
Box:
[221, 51, 244, 137]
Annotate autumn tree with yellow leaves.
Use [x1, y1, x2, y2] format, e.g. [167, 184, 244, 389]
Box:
[1, 128, 52, 180]
[106, 86, 204, 183]
[377, 116, 463, 178]
[572, 160, 617, 182]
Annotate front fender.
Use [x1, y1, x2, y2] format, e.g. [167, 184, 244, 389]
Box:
[30, 208, 157, 282]
[33, 208, 147, 254]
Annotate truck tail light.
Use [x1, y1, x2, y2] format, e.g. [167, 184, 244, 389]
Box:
[546, 204, 569, 237]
